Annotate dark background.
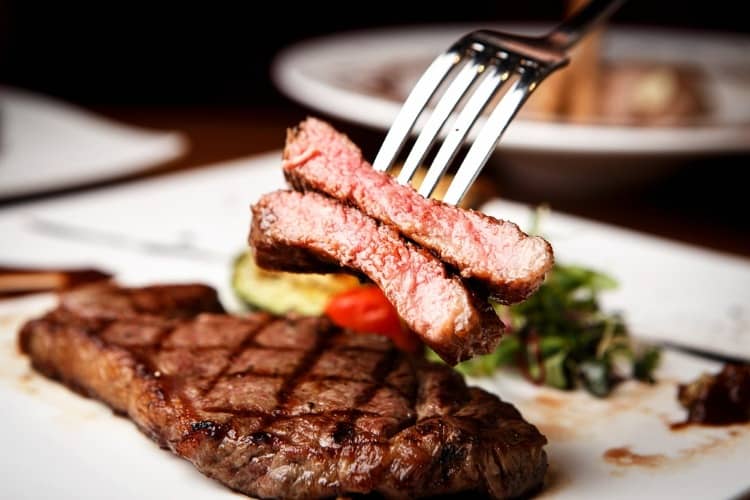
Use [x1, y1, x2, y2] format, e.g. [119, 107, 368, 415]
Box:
[1, 0, 749, 256]
[1, 1, 748, 106]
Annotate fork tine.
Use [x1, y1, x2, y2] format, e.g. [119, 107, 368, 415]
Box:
[396, 55, 488, 185]
[372, 51, 461, 173]
[442, 69, 540, 206]
[417, 59, 514, 199]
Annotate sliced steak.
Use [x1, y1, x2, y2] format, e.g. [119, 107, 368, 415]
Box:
[282, 118, 554, 304]
[250, 189, 504, 365]
[19, 283, 548, 499]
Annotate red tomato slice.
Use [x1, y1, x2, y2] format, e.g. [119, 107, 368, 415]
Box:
[325, 285, 421, 353]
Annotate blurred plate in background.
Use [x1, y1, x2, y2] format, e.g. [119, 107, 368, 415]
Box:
[0, 86, 186, 200]
[273, 25, 750, 195]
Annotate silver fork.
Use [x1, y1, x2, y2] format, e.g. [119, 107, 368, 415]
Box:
[372, 0, 625, 205]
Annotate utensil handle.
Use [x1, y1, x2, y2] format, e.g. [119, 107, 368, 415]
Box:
[547, 0, 626, 50]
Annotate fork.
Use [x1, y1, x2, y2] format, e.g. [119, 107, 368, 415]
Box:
[372, 0, 625, 206]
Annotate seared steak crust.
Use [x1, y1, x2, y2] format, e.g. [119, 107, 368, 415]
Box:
[59, 282, 224, 319]
[19, 284, 547, 499]
[282, 118, 554, 304]
[250, 189, 504, 365]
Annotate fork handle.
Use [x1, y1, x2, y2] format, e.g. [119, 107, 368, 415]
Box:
[546, 0, 626, 50]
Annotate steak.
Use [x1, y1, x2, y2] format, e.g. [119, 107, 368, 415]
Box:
[250, 189, 504, 365]
[282, 118, 554, 304]
[59, 282, 225, 319]
[20, 284, 548, 499]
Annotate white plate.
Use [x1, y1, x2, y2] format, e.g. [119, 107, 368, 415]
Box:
[0, 86, 187, 199]
[272, 25, 750, 193]
[0, 153, 749, 499]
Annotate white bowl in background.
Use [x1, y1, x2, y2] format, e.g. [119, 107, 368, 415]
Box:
[272, 24, 750, 196]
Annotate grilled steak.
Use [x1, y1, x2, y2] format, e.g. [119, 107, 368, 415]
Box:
[282, 118, 554, 304]
[59, 282, 224, 319]
[250, 189, 504, 365]
[20, 284, 548, 499]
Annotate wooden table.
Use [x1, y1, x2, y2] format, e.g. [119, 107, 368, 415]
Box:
[3, 103, 749, 258]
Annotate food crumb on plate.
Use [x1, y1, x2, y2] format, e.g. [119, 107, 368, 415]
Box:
[603, 446, 666, 468]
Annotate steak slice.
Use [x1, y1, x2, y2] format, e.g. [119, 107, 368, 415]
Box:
[250, 189, 504, 365]
[19, 283, 548, 499]
[282, 118, 554, 304]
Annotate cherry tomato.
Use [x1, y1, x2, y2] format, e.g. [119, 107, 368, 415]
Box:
[325, 285, 421, 352]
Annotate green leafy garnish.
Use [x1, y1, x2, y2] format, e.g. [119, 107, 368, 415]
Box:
[633, 347, 661, 384]
[428, 207, 660, 397]
[428, 263, 660, 397]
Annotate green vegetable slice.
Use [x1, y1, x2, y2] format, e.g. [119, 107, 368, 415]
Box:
[231, 251, 359, 315]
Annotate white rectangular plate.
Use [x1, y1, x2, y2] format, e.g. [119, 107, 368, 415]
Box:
[1, 152, 748, 499]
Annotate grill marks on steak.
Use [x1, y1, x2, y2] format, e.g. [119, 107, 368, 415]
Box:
[282, 118, 554, 304]
[251, 189, 504, 365]
[19, 284, 548, 499]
